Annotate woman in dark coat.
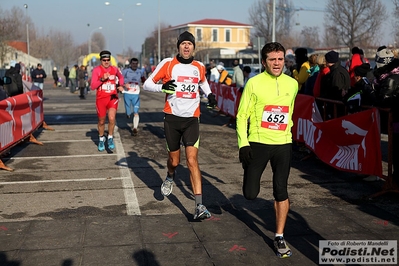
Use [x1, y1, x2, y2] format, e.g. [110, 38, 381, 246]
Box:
[77, 65, 87, 99]
[52, 67, 59, 87]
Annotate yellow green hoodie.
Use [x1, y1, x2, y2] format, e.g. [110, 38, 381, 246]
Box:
[236, 71, 298, 148]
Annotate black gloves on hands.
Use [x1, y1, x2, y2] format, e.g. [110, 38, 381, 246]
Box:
[162, 80, 177, 94]
[207, 93, 217, 109]
[239, 146, 253, 168]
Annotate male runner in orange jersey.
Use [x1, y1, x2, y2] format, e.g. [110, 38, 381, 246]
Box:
[143, 31, 217, 220]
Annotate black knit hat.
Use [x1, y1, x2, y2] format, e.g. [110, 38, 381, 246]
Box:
[177, 31, 195, 49]
[351, 47, 361, 55]
[325, 51, 339, 63]
[354, 63, 370, 77]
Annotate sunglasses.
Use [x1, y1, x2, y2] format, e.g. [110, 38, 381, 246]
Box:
[102, 59, 110, 62]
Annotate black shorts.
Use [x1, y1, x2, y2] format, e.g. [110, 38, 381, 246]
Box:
[243, 142, 292, 202]
[164, 114, 200, 152]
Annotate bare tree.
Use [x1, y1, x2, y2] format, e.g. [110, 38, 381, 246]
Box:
[393, 0, 399, 46]
[248, 0, 296, 42]
[91, 32, 106, 53]
[322, 26, 342, 47]
[323, 0, 386, 48]
[47, 29, 76, 68]
[0, 5, 125, 70]
[300, 26, 321, 48]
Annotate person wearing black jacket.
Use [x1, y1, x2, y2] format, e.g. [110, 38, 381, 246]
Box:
[320, 51, 350, 119]
[52, 67, 59, 87]
[31, 63, 47, 90]
[4, 63, 23, 96]
[64, 66, 70, 87]
[373, 52, 399, 186]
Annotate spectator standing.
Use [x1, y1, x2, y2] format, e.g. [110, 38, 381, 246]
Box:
[344, 63, 372, 113]
[31, 63, 47, 90]
[292, 48, 310, 92]
[347, 47, 364, 87]
[243, 66, 255, 88]
[321, 51, 350, 101]
[122, 58, 146, 136]
[77, 65, 87, 99]
[303, 54, 320, 96]
[236, 42, 298, 258]
[4, 63, 23, 96]
[373, 48, 399, 186]
[232, 59, 244, 88]
[320, 51, 350, 119]
[143, 31, 217, 220]
[90, 50, 125, 151]
[209, 61, 220, 82]
[313, 53, 329, 98]
[216, 65, 232, 86]
[64, 66, 70, 88]
[69, 65, 78, 94]
[283, 54, 295, 77]
[52, 67, 59, 88]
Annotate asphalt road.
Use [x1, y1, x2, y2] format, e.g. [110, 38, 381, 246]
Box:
[0, 82, 398, 265]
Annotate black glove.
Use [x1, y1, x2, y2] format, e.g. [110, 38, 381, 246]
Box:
[162, 80, 177, 94]
[239, 146, 252, 168]
[207, 93, 217, 109]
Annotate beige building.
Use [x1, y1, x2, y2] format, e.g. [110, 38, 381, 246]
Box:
[161, 19, 253, 64]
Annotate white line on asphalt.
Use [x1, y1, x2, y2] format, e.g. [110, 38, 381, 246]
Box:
[41, 129, 97, 132]
[7, 154, 116, 160]
[113, 130, 141, 216]
[40, 140, 93, 143]
[0, 177, 124, 185]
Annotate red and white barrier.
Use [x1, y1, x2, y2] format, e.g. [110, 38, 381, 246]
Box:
[0, 89, 43, 153]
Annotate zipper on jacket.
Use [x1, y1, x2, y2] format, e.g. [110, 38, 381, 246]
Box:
[275, 77, 280, 96]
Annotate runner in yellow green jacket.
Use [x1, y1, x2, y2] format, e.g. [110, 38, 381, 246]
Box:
[236, 42, 298, 259]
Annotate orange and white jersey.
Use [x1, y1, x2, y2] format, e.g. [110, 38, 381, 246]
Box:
[143, 57, 212, 118]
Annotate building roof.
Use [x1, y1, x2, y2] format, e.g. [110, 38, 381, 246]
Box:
[6, 41, 28, 53]
[188, 19, 251, 27]
[165, 18, 252, 31]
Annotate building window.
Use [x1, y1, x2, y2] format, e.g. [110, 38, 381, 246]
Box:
[225, 29, 231, 42]
[196, 28, 202, 42]
[212, 28, 218, 42]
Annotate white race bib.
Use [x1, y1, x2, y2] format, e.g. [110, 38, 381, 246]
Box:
[261, 105, 289, 130]
[175, 76, 199, 99]
[126, 82, 140, 94]
[101, 82, 116, 92]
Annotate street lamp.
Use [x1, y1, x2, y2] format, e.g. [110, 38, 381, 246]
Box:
[24, 4, 30, 74]
[104, 2, 141, 56]
[88, 26, 102, 67]
[158, 0, 161, 64]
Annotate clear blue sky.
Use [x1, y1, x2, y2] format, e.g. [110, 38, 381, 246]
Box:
[0, 0, 395, 54]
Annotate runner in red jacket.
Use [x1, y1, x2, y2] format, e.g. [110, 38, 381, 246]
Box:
[90, 50, 124, 152]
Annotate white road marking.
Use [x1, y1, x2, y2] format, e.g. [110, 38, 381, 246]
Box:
[7, 154, 116, 160]
[113, 130, 141, 215]
[0, 177, 124, 185]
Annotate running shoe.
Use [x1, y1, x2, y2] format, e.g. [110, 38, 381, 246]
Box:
[132, 128, 138, 136]
[98, 140, 105, 152]
[193, 204, 211, 220]
[161, 176, 174, 196]
[274, 236, 292, 258]
[108, 138, 115, 150]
